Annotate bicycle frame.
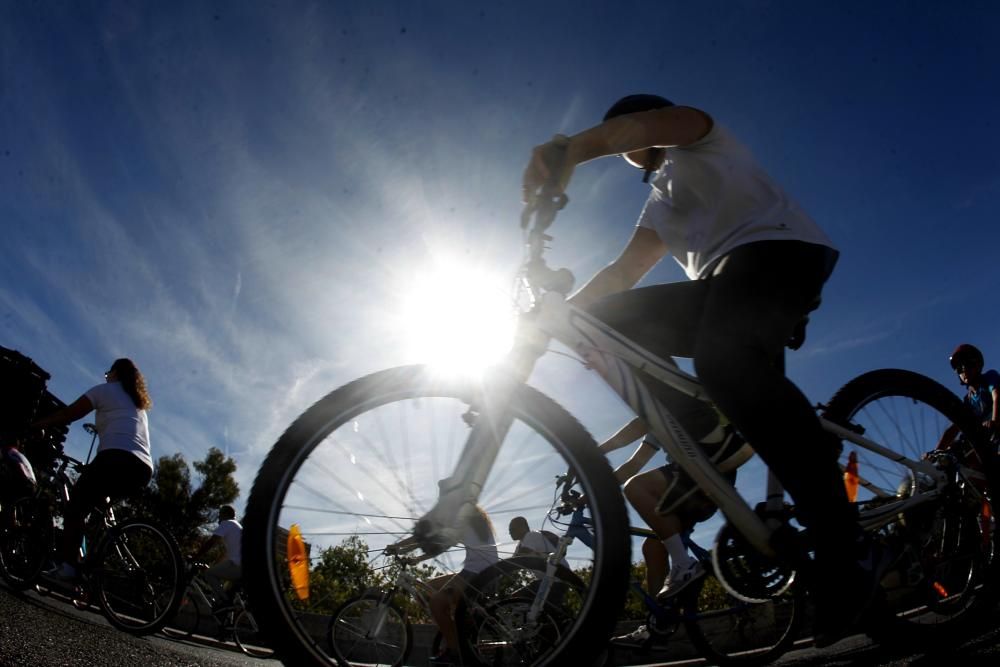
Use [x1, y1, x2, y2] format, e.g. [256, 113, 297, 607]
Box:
[413, 213, 969, 569]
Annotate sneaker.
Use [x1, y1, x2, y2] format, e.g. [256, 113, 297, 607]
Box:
[45, 561, 79, 582]
[812, 539, 894, 648]
[656, 560, 705, 602]
[612, 624, 651, 644]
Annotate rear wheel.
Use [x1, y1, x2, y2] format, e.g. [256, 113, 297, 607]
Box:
[94, 519, 184, 635]
[0, 496, 52, 590]
[824, 369, 1000, 643]
[244, 365, 630, 667]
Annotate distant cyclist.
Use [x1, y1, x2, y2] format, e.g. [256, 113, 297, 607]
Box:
[193, 504, 243, 610]
[31, 358, 153, 582]
[522, 94, 872, 645]
[936, 343, 999, 452]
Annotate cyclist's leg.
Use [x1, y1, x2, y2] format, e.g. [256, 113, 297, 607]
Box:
[691, 241, 868, 635]
[692, 241, 855, 542]
[640, 537, 668, 594]
[585, 282, 719, 441]
[205, 559, 242, 607]
[429, 571, 467, 657]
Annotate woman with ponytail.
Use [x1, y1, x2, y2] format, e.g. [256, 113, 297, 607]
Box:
[33, 357, 154, 580]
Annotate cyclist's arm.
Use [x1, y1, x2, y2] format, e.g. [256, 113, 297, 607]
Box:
[598, 418, 648, 455]
[567, 106, 712, 164]
[612, 441, 658, 485]
[935, 423, 961, 451]
[568, 226, 667, 309]
[522, 106, 712, 201]
[32, 395, 94, 429]
[192, 534, 224, 563]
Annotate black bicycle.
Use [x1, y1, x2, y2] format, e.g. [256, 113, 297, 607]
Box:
[0, 427, 184, 635]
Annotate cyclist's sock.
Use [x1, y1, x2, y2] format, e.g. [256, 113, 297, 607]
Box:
[663, 534, 694, 570]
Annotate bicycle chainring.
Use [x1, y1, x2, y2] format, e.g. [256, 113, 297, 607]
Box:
[712, 522, 797, 603]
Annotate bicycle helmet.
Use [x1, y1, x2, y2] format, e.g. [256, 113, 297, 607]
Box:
[602, 94, 675, 121]
[949, 343, 984, 371]
[603, 94, 676, 183]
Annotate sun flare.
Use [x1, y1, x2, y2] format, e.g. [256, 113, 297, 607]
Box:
[398, 259, 516, 375]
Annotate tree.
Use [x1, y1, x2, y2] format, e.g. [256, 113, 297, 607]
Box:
[131, 447, 239, 553]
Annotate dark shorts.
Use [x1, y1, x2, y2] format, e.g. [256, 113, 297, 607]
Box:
[656, 462, 737, 528]
[69, 448, 152, 517]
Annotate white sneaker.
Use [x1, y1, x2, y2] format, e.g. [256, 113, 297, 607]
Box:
[612, 624, 650, 644]
[656, 560, 705, 601]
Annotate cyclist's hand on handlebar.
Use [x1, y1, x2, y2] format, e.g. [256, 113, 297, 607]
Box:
[522, 135, 575, 204]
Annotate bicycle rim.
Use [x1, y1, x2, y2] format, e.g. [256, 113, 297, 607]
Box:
[95, 520, 183, 635]
[681, 572, 802, 667]
[244, 364, 629, 667]
[0, 496, 52, 590]
[234, 608, 276, 658]
[328, 594, 410, 667]
[825, 369, 1000, 637]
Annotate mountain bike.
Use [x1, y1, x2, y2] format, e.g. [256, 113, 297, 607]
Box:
[244, 190, 999, 666]
[163, 561, 274, 658]
[0, 429, 184, 635]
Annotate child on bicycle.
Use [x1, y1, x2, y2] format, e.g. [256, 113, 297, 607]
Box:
[600, 417, 751, 598]
[936, 343, 999, 452]
[522, 94, 872, 646]
[31, 358, 153, 581]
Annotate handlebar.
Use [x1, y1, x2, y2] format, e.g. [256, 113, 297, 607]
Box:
[519, 192, 575, 300]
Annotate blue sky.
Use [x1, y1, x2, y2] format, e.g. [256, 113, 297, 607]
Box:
[3, 1, 999, 550]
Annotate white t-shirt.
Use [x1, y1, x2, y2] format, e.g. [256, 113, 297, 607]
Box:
[516, 530, 570, 568]
[84, 381, 152, 469]
[460, 521, 499, 574]
[638, 122, 835, 280]
[213, 519, 243, 566]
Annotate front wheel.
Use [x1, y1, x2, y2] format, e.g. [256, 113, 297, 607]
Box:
[0, 496, 52, 591]
[161, 583, 202, 639]
[93, 519, 184, 635]
[824, 369, 1000, 643]
[243, 364, 630, 667]
[327, 593, 411, 667]
[234, 608, 275, 658]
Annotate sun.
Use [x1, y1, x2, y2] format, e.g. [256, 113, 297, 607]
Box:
[398, 259, 516, 375]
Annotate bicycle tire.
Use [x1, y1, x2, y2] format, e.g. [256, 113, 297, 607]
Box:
[234, 608, 276, 658]
[244, 364, 630, 667]
[455, 555, 588, 666]
[0, 496, 52, 591]
[824, 368, 1000, 643]
[681, 570, 804, 667]
[161, 583, 203, 639]
[93, 519, 184, 635]
[327, 593, 411, 667]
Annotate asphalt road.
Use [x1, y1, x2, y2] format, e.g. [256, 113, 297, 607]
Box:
[4, 581, 1000, 667]
[0, 584, 272, 667]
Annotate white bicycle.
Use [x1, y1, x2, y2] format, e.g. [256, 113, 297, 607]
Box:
[244, 191, 999, 666]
